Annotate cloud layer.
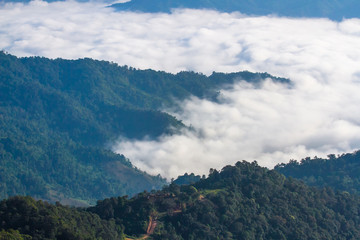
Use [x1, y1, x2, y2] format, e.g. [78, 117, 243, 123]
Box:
[114, 78, 360, 178]
[1, 1, 360, 178]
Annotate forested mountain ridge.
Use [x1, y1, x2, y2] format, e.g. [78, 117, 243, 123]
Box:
[88, 161, 360, 239]
[0, 52, 171, 205]
[2, 161, 360, 239]
[0, 51, 288, 205]
[275, 150, 360, 195]
[112, 0, 359, 21]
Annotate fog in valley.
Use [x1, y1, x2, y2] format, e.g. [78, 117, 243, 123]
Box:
[2, 1, 360, 178]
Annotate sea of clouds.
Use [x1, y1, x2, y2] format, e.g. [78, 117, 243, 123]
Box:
[1, 0, 360, 178]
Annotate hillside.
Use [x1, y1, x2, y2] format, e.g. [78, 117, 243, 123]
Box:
[89, 161, 360, 239]
[2, 161, 360, 239]
[0, 196, 125, 239]
[112, 0, 359, 21]
[275, 151, 360, 195]
[0, 51, 288, 205]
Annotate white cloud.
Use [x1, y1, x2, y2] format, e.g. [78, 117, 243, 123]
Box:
[1, 1, 360, 178]
[114, 79, 360, 178]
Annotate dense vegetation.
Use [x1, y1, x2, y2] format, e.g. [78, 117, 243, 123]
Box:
[0, 196, 124, 239]
[172, 172, 202, 185]
[0, 51, 288, 204]
[3, 161, 360, 239]
[112, 0, 359, 21]
[275, 151, 360, 195]
[89, 161, 360, 239]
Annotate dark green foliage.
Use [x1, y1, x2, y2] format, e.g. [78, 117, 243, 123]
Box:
[173, 173, 202, 185]
[112, 0, 359, 21]
[275, 151, 360, 195]
[0, 196, 124, 240]
[0, 51, 287, 204]
[0, 229, 31, 240]
[89, 161, 360, 239]
[3, 162, 360, 239]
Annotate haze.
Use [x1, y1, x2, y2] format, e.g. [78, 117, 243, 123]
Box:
[1, 0, 360, 178]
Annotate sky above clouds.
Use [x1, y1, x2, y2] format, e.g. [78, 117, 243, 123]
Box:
[1, 1, 360, 178]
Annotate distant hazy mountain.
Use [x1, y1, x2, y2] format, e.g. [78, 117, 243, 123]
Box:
[112, 0, 359, 21]
[2, 0, 356, 20]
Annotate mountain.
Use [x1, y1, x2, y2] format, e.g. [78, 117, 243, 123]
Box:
[112, 0, 359, 21]
[275, 151, 360, 195]
[0, 196, 125, 239]
[3, 161, 359, 239]
[89, 161, 360, 239]
[3, 0, 358, 20]
[0, 51, 288, 205]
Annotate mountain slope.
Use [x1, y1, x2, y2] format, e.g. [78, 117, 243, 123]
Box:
[90, 161, 360, 239]
[275, 151, 360, 195]
[0, 53, 173, 205]
[0, 196, 125, 239]
[3, 161, 360, 239]
[112, 0, 359, 21]
[0, 51, 288, 204]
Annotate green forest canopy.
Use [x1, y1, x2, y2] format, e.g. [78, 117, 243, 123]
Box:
[2, 161, 360, 239]
[275, 151, 360, 195]
[0, 51, 288, 205]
